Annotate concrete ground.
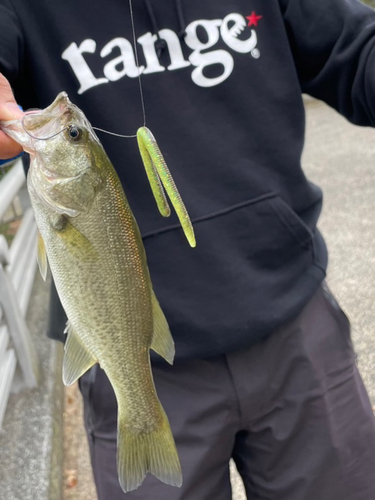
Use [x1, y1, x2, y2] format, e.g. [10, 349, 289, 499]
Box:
[0, 273, 64, 500]
[302, 98, 375, 404]
[61, 98, 375, 500]
[62, 384, 97, 500]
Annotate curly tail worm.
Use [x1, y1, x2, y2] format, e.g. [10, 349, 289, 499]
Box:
[137, 127, 196, 248]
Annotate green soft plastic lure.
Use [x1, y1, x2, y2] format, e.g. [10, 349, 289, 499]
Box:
[137, 127, 196, 248]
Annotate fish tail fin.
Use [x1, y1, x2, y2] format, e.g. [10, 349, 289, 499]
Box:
[117, 405, 182, 493]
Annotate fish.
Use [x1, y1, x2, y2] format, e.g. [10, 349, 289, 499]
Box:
[0, 92, 195, 492]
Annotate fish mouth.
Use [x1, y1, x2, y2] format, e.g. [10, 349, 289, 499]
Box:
[23, 92, 74, 135]
[0, 92, 79, 152]
[28, 93, 99, 146]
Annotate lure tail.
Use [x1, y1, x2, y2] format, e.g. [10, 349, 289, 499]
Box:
[117, 403, 182, 492]
[137, 126, 196, 248]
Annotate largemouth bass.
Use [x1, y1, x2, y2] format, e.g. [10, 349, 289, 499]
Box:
[1, 92, 193, 492]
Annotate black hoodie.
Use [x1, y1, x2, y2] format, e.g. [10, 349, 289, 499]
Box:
[1, 0, 375, 359]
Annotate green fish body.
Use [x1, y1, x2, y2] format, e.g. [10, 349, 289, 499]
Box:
[0, 93, 182, 492]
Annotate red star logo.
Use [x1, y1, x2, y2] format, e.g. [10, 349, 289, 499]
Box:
[246, 12, 263, 27]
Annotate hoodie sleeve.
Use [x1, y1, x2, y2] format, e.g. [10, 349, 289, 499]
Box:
[0, 0, 24, 84]
[279, 0, 375, 126]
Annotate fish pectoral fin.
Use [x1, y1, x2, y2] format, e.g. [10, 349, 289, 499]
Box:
[63, 320, 96, 386]
[55, 219, 98, 261]
[150, 290, 175, 365]
[117, 404, 182, 493]
[37, 230, 48, 281]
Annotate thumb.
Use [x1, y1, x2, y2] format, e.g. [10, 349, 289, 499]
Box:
[0, 74, 24, 159]
[0, 73, 23, 121]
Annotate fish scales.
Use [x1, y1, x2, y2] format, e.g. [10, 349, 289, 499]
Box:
[0, 92, 183, 492]
[31, 159, 160, 425]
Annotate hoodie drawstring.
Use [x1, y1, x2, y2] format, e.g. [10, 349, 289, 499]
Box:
[143, 0, 187, 56]
[144, 0, 166, 56]
[175, 0, 187, 38]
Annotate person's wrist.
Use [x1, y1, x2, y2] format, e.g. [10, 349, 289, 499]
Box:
[0, 151, 24, 166]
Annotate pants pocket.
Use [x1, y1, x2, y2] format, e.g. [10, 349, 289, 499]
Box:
[321, 282, 351, 335]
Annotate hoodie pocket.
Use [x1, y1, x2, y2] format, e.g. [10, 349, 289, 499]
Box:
[266, 195, 314, 253]
[144, 193, 324, 359]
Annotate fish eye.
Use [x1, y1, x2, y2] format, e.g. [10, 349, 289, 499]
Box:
[68, 125, 82, 141]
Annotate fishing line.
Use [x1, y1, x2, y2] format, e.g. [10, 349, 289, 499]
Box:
[92, 127, 136, 138]
[129, 0, 147, 128]
[17, 116, 139, 142]
[18, 114, 137, 141]
[89, 0, 147, 138]
[20, 114, 70, 141]
[91, 0, 148, 137]
[3, 0, 148, 144]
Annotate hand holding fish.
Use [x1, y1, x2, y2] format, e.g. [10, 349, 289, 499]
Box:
[0, 93, 196, 492]
[0, 73, 23, 160]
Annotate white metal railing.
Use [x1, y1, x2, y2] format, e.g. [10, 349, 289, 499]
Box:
[0, 159, 40, 428]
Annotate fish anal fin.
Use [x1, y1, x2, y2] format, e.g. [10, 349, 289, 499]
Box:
[37, 230, 48, 281]
[150, 291, 175, 365]
[63, 320, 96, 386]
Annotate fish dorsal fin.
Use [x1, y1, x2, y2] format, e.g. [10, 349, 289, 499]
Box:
[37, 230, 48, 281]
[63, 320, 96, 386]
[150, 291, 175, 365]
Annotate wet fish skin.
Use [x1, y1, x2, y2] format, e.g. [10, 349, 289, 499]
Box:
[0, 92, 182, 492]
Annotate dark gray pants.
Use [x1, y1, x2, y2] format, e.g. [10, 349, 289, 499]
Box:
[80, 286, 375, 499]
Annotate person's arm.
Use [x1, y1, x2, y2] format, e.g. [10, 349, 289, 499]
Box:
[279, 0, 375, 126]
